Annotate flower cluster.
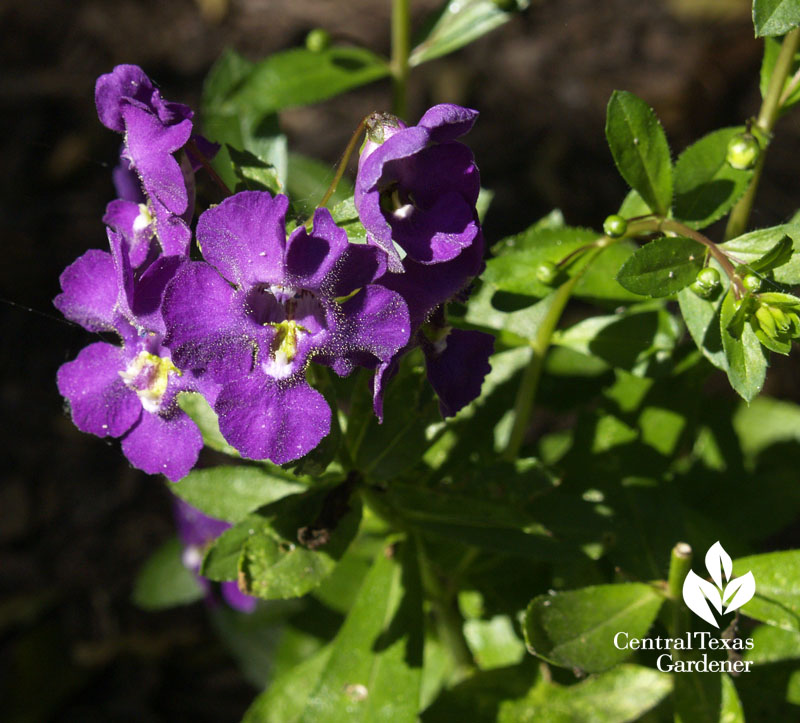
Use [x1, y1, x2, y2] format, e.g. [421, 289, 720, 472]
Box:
[55, 65, 493, 479]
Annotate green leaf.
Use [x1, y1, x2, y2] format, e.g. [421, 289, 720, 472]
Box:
[202, 485, 362, 600]
[732, 550, 800, 632]
[733, 395, 800, 459]
[132, 538, 204, 610]
[720, 291, 768, 402]
[673, 127, 754, 229]
[287, 152, 354, 216]
[605, 90, 673, 216]
[464, 615, 526, 670]
[523, 583, 664, 673]
[410, 0, 529, 66]
[677, 267, 729, 371]
[228, 146, 282, 194]
[177, 392, 239, 456]
[243, 645, 333, 723]
[745, 625, 800, 664]
[301, 541, 424, 722]
[673, 671, 743, 723]
[499, 664, 672, 723]
[552, 306, 681, 374]
[748, 235, 793, 272]
[484, 225, 640, 302]
[721, 224, 800, 283]
[172, 466, 307, 523]
[203, 48, 254, 111]
[618, 189, 652, 218]
[616, 236, 705, 297]
[225, 46, 389, 116]
[761, 36, 800, 109]
[753, 0, 800, 36]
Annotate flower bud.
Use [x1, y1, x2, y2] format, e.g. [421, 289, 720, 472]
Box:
[726, 133, 760, 171]
[768, 305, 792, 333]
[305, 28, 331, 53]
[742, 273, 762, 293]
[603, 214, 628, 238]
[535, 260, 559, 285]
[755, 304, 778, 338]
[690, 267, 721, 299]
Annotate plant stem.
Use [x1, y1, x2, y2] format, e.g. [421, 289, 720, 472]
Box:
[725, 28, 800, 241]
[666, 542, 692, 639]
[391, 0, 411, 118]
[416, 534, 475, 680]
[307, 116, 369, 228]
[501, 246, 605, 461]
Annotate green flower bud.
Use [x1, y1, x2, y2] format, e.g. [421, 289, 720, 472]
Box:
[690, 280, 715, 299]
[305, 28, 331, 53]
[755, 304, 778, 338]
[767, 305, 791, 333]
[690, 267, 721, 299]
[603, 214, 628, 238]
[726, 133, 760, 170]
[535, 260, 559, 285]
[742, 273, 762, 293]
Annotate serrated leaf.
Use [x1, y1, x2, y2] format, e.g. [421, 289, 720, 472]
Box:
[523, 583, 664, 672]
[616, 236, 705, 297]
[732, 550, 800, 631]
[753, 0, 800, 37]
[410, 0, 529, 67]
[301, 541, 423, 722]
[201, 485, 361, 600]
[720, 291, 768, 402]
[721, 223, 800, 284]
[132, 538, 204, 610]
[225, 46, 389, 116]
[673, 127, 753, 229]
[748, 235, 793, 272]
[173, 465, 307, 523]
[605, 90, 673, 216]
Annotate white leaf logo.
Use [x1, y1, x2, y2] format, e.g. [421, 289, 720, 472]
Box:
[682, 541, 756, 627]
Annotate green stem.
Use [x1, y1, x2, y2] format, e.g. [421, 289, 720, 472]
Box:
[725, 28, 800, 241]
[391, 0, 411, 118]
[501, 246, 605, 461]
[416, 534, 475, 680]
[666, 542, 692, 640]
[306, 116, 369, 229]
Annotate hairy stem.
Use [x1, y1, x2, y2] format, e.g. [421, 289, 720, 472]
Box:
[391, 0, 411, 118]
[725, 28, 800, 241]
[666, 542, 692, 640]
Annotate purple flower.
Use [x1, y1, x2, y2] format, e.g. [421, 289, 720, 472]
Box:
[96, 65, 202, 260]
[354, 104, 481, 272]
[173, 498, 257, 613]
[374, 233, 494, 418]
[163, 190, 410, 464]
[54, 232, 206, 481]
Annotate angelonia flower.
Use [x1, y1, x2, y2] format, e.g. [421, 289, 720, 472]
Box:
[55, 232, 206, 481]
[163, 191, 410, 464]
[96, 64, 212, 264]
[55, 64, 492, 481]
[173, 498, 257, 613]
[356, 106, 494, 418]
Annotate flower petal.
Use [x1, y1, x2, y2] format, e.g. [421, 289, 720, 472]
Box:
[95, 64, 154, 132]
[215, 376, 331, 464]
[163, 261, 256, 383]
[285, 207, 348, 292]
[418, 104, 479, 143]
[221, 581, 258, 613]
[173, 497, 230, 547]
[121, 407, 202, 481]
[57, 342, 141, 437]
[53, 249, 119, 332]
[197, 191, 290, 288]
[122, 102, 192, 215]
[425, 329, 494, 417]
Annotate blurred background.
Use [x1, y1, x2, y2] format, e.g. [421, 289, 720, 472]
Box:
[2, 0, 796, 720]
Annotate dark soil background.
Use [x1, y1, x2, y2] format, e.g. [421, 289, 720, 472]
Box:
[1, 0, 796, 720]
